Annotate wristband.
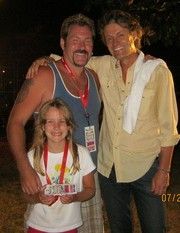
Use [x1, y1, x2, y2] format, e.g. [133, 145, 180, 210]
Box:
[158, 167, 170, 174]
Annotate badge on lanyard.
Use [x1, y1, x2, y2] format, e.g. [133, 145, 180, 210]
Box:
[85, 125, 96, 152]
[44, 183, 77, 196]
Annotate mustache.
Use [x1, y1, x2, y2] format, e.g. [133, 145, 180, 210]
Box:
[74, 49, 88, 54]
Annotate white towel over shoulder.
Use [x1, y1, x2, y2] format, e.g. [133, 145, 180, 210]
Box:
[123, 51, 167, 134]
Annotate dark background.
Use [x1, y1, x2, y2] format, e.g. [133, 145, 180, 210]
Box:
[0, 0, 180, 138]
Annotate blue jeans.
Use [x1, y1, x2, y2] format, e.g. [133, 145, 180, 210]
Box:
[99, 159, 166, 233]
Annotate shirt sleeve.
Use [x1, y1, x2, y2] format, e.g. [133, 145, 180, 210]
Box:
[78, 145, 96, 176]
[156, 64, 180, 146]
[50, 54, 61, 61]
[86, 56, 100, 72]
[27, 150, 34, 167]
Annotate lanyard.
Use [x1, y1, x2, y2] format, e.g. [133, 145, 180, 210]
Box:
[61, 57, 89, 109]
[43, 140, 69, 184]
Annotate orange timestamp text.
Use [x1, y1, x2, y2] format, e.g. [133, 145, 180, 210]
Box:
[161, 193, 180, 202]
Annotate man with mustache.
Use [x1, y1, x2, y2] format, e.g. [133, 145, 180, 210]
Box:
[7, 14, 103, 233]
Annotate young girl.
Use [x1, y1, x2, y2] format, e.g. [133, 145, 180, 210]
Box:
[24, 98, 96, 233]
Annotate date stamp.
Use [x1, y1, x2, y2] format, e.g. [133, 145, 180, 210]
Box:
[161, 193, 180, 202]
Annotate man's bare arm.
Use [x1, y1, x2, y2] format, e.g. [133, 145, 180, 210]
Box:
[7, 67, 53, 194]
[26, 55, 58, 79]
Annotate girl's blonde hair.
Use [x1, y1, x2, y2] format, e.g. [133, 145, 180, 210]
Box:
[31, 98, 80, 176]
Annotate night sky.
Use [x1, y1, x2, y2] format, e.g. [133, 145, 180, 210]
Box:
[0, 0, 179, 61]
[0, 0, 98, 59]
[0, 0, 84, 35]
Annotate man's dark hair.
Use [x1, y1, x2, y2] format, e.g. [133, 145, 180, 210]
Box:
[60, 14, 95, 40]
[98, 10, 143, 49]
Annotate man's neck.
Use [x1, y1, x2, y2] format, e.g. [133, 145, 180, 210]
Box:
[61, 56, 84, 79]
[119, 52, 139, 83]
[119, 52, 139, 70]
[57, 58, 88, 94]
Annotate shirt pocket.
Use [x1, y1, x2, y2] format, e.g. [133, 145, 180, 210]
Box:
[138, 89, 156, 120]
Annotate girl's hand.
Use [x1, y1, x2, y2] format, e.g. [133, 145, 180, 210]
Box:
[59, 194, 76, 204]
[38, 186, 58, 205]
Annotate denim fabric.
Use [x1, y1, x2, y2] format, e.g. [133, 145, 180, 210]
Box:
[99, 159, 166, 233]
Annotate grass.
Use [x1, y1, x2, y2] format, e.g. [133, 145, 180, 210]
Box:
[0, 141, 180, 233]
[0, 142, 26, 233]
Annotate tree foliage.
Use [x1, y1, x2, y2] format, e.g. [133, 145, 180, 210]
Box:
[81, 0, 180, 47]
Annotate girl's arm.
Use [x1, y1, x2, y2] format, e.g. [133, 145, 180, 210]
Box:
[75, 171, 96, 202]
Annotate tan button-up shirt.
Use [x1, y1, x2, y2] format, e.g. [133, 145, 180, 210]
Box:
[87, 55, 179, 182]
